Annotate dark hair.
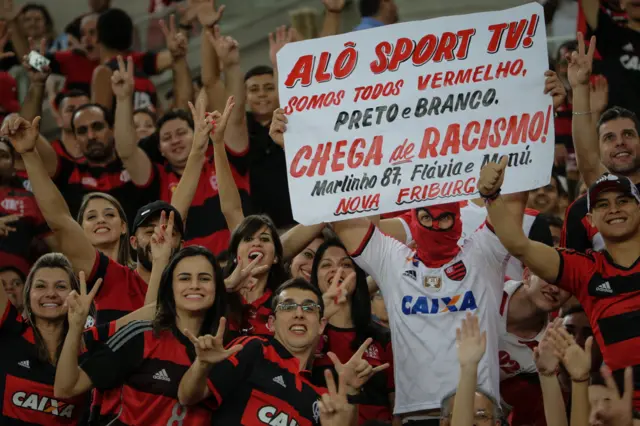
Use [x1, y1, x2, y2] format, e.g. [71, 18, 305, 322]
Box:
[359, 0, 382, 17]
[272, 277, 325, 317]
[21, 4, 55, 39]
[71, 103, 114, 133]
[23, 253, 96, 364]
[54, 89, 90, 111]
[97, 8, 133, 51]
[550, 172, 567, 197]
[244, 65, 274, 82]
[64, 15, 82, 40]
[134, 108, 157, 124]
[555, 39, 578, 63]
[0, 265, 26, 282]
[76, 192, 132, 266]
[541, 213, 563, 229]
[157, 109, 194, 132]
[561, 304, 585, 318]
[153, 246, 227, 337]
[597, 107, 640, 136]
[310, 239, 384, 350]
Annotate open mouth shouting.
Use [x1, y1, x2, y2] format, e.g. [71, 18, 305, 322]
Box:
[248, 248, 264, 261]
[288, 323, 308, 336]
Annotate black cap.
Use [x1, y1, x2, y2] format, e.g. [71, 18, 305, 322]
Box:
[132, 201, 185, 235]
[587, 173, 640, 211]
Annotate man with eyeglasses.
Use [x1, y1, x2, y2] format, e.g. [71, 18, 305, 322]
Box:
[178, 278, 388, 426]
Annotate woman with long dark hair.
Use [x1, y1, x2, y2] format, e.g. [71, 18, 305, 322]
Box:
[0, 253, 96, 424]
[76, 192, 132, 266]
[54, 245, 240, 425]
[310, 239, 395, 424]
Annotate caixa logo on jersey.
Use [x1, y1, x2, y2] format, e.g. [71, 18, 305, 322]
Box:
[257, 406, 305, 426]
[12, 392, 75, 418]
[401, 290, 477, 315]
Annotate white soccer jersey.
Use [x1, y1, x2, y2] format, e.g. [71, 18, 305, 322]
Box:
[498, 280, 545, 380]
[353, 223, 509, 414]
[459, 201, 538, 280]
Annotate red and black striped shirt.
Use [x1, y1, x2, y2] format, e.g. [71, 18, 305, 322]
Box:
[205, 336, 326, 425]
[154, 146, 251, 255]
[87, 251, 147, 325]
[555, 248, 640, 408]
[0, 178, 51, 275]
[80, 320, 213, 425]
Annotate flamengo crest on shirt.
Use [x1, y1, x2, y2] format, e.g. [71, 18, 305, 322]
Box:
[401, 291, 477, 315]
[12, 392, 75, 418]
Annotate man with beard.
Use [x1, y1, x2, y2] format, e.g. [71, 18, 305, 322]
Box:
[1, 113, 184, 324]
[562, 33, 640, 252]
[51, 90, 90, 161]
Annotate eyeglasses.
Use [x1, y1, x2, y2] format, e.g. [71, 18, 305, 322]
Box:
[275, 302, 321, 314]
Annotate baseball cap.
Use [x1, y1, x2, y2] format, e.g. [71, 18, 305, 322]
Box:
[132, 200, 185, 236]
[587, 173, 640, 211]
[0, 72, 20, 114]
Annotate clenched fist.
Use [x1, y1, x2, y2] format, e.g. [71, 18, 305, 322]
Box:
[478, 156, 508, 197]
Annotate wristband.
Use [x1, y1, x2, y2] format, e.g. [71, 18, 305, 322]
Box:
[480, 188, 501, 202]
[538, 368, 557, 377]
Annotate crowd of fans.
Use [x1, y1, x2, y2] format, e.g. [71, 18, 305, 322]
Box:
[0, 0, 640, 425]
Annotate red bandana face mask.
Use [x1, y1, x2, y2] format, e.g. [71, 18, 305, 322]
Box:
[409, 203, 462, 268]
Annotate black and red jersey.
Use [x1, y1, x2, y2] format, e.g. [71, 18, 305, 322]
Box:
[561, 194, 605, 252]
[228, 289, 275, 338]
[0, 303, 88, 425]
[50, 139, 84, 163]
[87, 251, 147, 325]
[206, 335, 326, 426]
[80, 320, 213, 425]
[312, 324, 394, 424]
[500, 374, 547, 426]
[47, 50, 99, 94]
[0, 178, 51, 275]
[53, 155, 157, 228]
[154, 146, 251, 255]
[555, 248, 640, 408]
[105, 52, 158, 111]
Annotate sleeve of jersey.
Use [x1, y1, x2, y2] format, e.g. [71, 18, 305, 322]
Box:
[87, 250, 109, 291]
[350, 224, 409, 294]
[561, 199, 592, 251]
[553, 248, 594, 297]
[468, 223, 511, 271]
[528, 214, 553, 246]
[205, 337, 264, 409]
[139, 51, 159, 76]
[46, 51, 63, 75]
[82, 321, 119, 353]
[52, 155, 75, 186]
[80, 320, 149, 390]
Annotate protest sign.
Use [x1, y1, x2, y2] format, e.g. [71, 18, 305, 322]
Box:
[277, 2, 553, 225]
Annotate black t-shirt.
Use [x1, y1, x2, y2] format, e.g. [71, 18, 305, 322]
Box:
[246, 112, 295, 228]
[591, 9, 640, 115]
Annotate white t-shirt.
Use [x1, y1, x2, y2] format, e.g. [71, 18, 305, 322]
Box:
[498, 280, 546, 381]
[352, 224, 509, 414]
[459, 201, 545, 280]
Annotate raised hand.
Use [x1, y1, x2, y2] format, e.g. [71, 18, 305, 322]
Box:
[533, 318, 562, 375]
[0, 21, 15, 60]
[160, 14, 188, 60]
[269, 108, 287, 148]
[478, 156, 508, 197]
[322, 267, 355, 320]
[456, 312, 486, 367]
[184, 318, 243, 365]
[224, 252, 269, 293]
[269, 26, 299, 68]
[0, 214, 20, 237]
[547, 326, 592, 382]
[150, 210, 175, 263]
[22, 37, 50, 84]
[65, 271, 102, 331]
[206, 25, 239, 67]
[567, 32, 596, 88]
[209, 95, 234, 145]
[599, 366, 634, 426]
[0, 116, 41, 154]
[319, 369, 352, 426]
[180, 0, 225, 27]
[544, 70, 567, 110]
[322, 0, 346, 13]
[590, 75, 609, 115]
[328, 338, 390, 389]
[187, 92, 213, 156]
[111, 56, 135, 100]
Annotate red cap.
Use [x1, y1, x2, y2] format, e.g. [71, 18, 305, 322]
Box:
[0, 72, 20, 114]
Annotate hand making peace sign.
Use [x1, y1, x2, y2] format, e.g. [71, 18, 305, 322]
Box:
[111, 55, 135, 100]
[65, 271, 102, 331]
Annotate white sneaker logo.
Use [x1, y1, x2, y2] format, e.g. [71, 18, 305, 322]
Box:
[623, 42, 634, 52]
[18, 360, 29, 369]
[596, 281, 613, 294]
[152, 369, 170, 382]
[273, 375, 286, 388]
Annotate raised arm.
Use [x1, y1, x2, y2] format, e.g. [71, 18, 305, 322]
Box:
[144, 211, 175, 305]
[480, 158, 560, 284]
[170, 93, 210, 222]
[111, 56, 153, 186]
[92, 65, 114, 110]
[160, 15, 192, 110]
[319, 0, 345, 37]
[207, 26, 249, 154]
[281, 224, 325, 261]
[0, 2, 28, 59]
[569, 33, 606, 186]
[580, 0, 600, 30]
[0, 116, 97, 274]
